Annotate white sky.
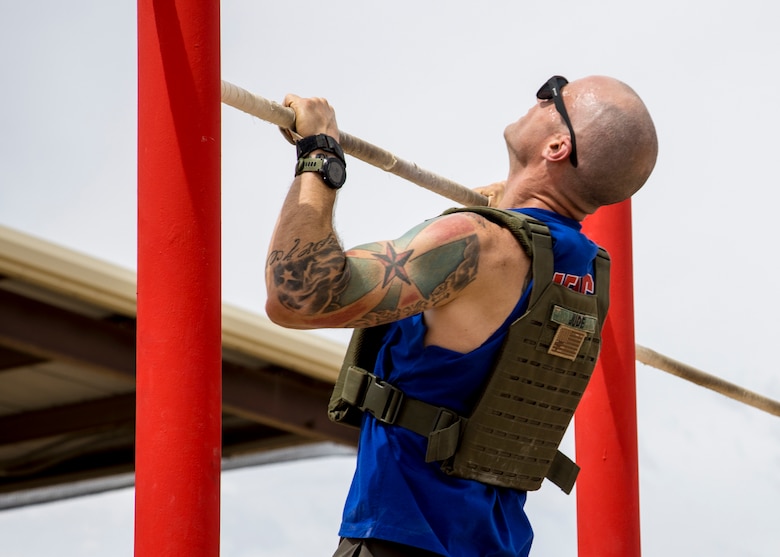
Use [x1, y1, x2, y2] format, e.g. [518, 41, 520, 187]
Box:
[1, 0, 779, 555]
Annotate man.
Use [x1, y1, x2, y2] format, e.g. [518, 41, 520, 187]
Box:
[265, 75, 658, 557]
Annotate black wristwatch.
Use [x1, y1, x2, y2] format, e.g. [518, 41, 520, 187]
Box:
[296, 134, 345, 164]
[295, 154, 347, 189]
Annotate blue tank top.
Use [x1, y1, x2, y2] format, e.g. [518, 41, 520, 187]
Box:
[338, 208, 599, 557]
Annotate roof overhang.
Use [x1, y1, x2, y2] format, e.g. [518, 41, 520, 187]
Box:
[0, 224, 357, 510]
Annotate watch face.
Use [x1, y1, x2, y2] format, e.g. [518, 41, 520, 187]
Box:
[325, 159, 346, 187]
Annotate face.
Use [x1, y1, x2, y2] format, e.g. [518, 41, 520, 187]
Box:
[504, 76, 578, 168]
[504, 98, 562, 165]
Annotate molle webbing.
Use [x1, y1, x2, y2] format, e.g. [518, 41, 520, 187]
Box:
[439, 208, 610, 493]
[327, 208, 610, 494]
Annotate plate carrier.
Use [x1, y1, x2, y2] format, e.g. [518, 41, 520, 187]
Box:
[327, 207, 611, 494]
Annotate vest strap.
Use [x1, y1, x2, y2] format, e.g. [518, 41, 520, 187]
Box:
[547, 451, 580, 495]
[340, 365, 578, 490]
[342, 365, 464, 462]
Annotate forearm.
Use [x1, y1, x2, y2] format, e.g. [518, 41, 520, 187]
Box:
[265, 172, 347, 327]
[264, 93, 350, 326]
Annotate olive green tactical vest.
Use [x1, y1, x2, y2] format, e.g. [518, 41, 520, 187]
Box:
[328, 208, 610, 494]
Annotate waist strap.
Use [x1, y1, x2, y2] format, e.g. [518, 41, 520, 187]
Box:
[340, 365, 464, 463]
[339, 365, 579, 493]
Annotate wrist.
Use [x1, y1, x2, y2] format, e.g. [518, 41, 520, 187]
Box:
[296, 134, 345, 164]
[295, 154, 347, 189]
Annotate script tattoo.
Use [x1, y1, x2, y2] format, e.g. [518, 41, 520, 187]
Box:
[267, 234, 350, 313]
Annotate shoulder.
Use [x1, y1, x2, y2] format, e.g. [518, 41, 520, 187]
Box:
[426, 211, 531, 286]
[419, 211, 531, 351]
[371, 211, 506, 267]
[420, 210, 508, 245]
[436, 209, 532, 255]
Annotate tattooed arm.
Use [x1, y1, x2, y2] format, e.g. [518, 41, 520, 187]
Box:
[266, 212, 483, 329]
[264, 93, 345, 326]
[265, 93, 483, 329]
[265, 95, 529, 350]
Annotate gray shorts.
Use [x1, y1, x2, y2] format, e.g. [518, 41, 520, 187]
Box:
[333, 537, 443, 557]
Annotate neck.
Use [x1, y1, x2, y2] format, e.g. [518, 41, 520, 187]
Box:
[498, 174, 591, 222]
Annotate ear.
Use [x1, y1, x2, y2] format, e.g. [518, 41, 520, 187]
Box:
[543, 135, 573, 164]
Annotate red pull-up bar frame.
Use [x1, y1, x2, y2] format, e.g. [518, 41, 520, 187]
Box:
[136, 1, 222, 555]
[578, 201, 642, 557]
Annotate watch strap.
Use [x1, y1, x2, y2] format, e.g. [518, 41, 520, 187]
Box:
[296, 134, 345, 164]
[295, 156, 325, 176]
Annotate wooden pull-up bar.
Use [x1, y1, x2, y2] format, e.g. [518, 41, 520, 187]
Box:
[220, 80, 489, 207]
[636, 345, 780, 417]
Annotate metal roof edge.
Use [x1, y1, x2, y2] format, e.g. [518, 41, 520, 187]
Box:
[0, 224, 345, 383]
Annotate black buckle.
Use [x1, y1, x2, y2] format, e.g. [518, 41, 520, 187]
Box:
[432, 407, 459, 432]
[360, 376, 404, 425]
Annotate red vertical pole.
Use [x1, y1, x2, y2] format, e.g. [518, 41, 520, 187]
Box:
[575, 200, 641, 556]
[135, 1, 221, 556]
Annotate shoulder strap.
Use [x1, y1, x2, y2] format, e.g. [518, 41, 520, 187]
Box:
[593, 247, 610, 325]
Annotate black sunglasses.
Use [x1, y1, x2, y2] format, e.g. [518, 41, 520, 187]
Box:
[536, 75, 578, 167]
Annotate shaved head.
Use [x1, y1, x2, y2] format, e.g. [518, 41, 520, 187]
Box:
[501, 74, 658, 219]
[566, 76, 658, 209]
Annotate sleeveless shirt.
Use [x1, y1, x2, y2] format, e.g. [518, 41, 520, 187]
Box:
[337, 208, 598, 557]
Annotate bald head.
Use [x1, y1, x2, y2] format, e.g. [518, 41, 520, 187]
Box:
[565, 76, 658, 209]
[502, 75, 658, 218]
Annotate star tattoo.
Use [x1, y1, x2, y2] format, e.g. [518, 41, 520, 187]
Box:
[373, 244, 414, 287]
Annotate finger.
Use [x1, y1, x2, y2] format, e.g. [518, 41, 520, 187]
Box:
[279, 94, 302, 140]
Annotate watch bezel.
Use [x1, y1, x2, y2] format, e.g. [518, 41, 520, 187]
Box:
[322, 157, 346, 189]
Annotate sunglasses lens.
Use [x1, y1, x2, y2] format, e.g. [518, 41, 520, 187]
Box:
[537, 76, 569, 100]
[536, 83, 552, 100]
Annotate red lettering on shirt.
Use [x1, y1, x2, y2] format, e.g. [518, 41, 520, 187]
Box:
[553, 272, 595, 295]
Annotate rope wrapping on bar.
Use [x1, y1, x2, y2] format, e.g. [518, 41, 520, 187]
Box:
[221, 80, 488, 207]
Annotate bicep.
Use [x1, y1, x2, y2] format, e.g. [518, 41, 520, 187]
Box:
[266, 213, 486, 329]
[334, 214, 484, 327]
